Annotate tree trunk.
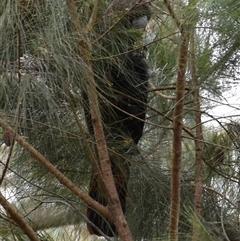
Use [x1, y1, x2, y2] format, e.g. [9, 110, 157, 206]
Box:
[169, 26, 190, 241]
[66, 0, 133, 240]
[190, 30, 204, 241]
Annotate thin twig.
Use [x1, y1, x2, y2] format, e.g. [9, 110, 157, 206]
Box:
[163, 0, 181, 30]
[220, 194, 231, 241]
[0, 134, 15, 185]
[149, 79, 176, 99]
[86, 0, 101, 32]
[0, 104, 23, 183]
[203, 187, 238, 210]
[67, 98, 98, 167]
[17, 27, 21, 83]
[150, 2, 170, 16]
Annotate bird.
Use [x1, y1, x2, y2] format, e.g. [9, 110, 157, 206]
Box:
[85, 1, 151, 236]
[86, 51, 149, 237]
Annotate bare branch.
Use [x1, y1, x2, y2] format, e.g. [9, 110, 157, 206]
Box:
[169, 27, 190, 241]
[163, 0, 181, 29]
[66, 0, 133, 240]
[190, 29, 204, 241]
[0, 118, 108, 220]
[86, 0, 101, 32]
[0, 191, 40, 241]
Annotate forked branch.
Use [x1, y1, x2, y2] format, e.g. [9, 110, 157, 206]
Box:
[0, 118, 108, 223]
[66, 0, 133, 240]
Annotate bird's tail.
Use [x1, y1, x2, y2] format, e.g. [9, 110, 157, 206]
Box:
[86, 158, 129, 237]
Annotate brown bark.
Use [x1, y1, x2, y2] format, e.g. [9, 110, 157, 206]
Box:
[190, 30, 204, 241]
[66, 0, 133, 240]
[169, 26, 190, 241]
[0, 118, 108, 219]
[163, 0, 181, 29]
[0, 192, 40, 241]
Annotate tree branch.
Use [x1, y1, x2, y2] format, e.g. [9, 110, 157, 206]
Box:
[163, 0, 181, 30]
[190, 29, 204, 241]
[169, 26, 190, 241]
[0, 118, 108, 221]
[66, 0, 133, 240]
[0, 191, 40, 241]
[86, 0, 101, 32]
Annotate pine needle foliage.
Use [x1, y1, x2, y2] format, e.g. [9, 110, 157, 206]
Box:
[0, 0, 240, 240]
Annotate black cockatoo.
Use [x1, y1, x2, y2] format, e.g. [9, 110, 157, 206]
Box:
[84, 0, 151, 237]
[86, 51, 149, 237]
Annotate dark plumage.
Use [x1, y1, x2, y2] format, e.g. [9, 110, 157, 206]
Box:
[109, 52, 149, 144]
[85, 1, 151, 236]
[87, 159, 129, 236]
[86, 51, 149, 237]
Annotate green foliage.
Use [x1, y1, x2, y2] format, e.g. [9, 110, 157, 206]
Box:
[0, 0, 240, 240]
